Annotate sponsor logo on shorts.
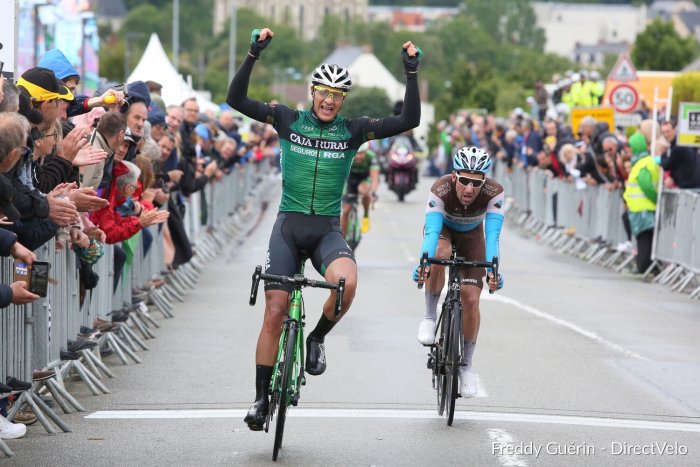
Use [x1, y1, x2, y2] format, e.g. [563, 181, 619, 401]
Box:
[265, 250, 271, 271]
[461, 277, 478, 284]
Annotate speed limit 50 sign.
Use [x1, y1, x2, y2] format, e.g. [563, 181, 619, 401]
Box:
[610, 84, 639, 113]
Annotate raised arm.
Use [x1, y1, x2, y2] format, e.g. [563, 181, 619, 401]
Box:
[226, 28, 275, 122]
[358, 42, 423, 141]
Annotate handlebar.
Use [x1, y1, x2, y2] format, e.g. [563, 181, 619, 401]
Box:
[249, 266, 345, 317]
[417, 253, 499, 293]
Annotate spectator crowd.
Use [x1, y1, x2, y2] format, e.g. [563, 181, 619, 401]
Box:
[0, 48, 281, 440]
[429, 69, 700, 277]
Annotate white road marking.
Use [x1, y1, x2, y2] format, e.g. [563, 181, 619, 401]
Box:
[487, 428, 529, 467]
[481, 292, 648, 361]
[86, 409, 700, 432]
[388, 217, 416, 263]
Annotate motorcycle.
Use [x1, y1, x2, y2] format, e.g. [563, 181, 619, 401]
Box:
[386, 135, 418, 202]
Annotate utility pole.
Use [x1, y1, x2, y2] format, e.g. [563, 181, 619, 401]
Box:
[173, 0, 179, 71]
[228, 0, 237, 85]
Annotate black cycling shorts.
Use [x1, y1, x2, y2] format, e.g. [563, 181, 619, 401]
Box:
[264, 212, 355, 292]
[343, 172, 370, 201]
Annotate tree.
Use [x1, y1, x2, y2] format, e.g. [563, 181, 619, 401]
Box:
[670, 72, 700, 116]
[461, 0, 546, 51]
[339, 87, 392, 119]
[631, 19, 699, 71]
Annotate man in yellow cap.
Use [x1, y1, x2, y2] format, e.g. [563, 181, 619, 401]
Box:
[16, 67, 74, 131]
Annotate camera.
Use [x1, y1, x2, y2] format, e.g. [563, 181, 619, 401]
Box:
[13, 261, 51, 297]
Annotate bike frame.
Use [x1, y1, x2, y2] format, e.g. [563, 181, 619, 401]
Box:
[249, 263, 345, 460]
[270, 274, 306, 410]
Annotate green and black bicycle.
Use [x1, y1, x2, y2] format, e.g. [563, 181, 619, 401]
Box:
[250, 263, 345, 461]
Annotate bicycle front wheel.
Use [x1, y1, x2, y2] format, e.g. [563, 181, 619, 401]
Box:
[435, 311, 447, 416]
[445, 302, 462, 426]
[273, 322, 297, 461]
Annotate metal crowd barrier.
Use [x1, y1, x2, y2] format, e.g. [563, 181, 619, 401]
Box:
[651, 189, 700, 298]
[494, 161, 700, 300]
[0, 161, 270, 455]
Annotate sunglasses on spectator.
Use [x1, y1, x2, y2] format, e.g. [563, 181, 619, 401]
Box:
[456, 175, 485, 188]
[313, 85, 347, 101]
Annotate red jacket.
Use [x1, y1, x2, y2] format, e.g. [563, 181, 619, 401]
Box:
[89, 161, 142, 244]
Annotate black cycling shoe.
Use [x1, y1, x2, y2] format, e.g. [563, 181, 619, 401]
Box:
[244, 398, 269, 431]
[305, 336, 326, 376]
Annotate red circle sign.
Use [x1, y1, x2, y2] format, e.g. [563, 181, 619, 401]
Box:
[610, 84, 639, 113]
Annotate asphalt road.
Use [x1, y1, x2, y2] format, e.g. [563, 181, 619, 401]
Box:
[5, 173, 700, 466]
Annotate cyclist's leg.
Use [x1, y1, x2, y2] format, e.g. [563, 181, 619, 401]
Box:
[424, 230, 452, 319]
[246, 213, 298, 429]
[342, 175, 360, 235]
[358, 180, 371, 218]
[454, 224, 485, 349]
[417, 229, 451, 344]
[305, 220, 357, 375]
[340, 197, 353, 236]
[454, 226, 485, 397]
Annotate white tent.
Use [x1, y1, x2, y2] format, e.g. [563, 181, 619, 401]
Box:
[127, 33, 218, 112]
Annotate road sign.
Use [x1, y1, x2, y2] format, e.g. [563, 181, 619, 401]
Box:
[608, 53, 638, 82]
[677, 102, 700, 147]
[610, 84, 639, 113]
[570, 107, 615, 136]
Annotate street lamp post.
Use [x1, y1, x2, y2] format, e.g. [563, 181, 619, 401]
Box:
[228, 0, 237, 85]
[173, 0, 179, 71]
[124, 31, 144, 82]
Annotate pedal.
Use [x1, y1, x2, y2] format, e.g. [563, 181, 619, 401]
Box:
[292, 393, 300, 406]
[426, 355, 434, 370]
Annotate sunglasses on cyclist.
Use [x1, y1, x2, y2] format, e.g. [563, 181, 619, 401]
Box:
[456, 175, 485, 188]
[313, 85, 347, 101]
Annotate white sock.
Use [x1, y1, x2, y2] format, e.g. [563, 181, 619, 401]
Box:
[461, 339, 476, 368]
[424, 290, 440, 321]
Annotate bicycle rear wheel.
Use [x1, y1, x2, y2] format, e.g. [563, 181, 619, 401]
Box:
[273, 322, 297, 461]
[445, 302, 462, 426]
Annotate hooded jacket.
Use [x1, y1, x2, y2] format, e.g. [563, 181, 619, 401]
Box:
[89, 161, 142, 244]
[38, 49, 93, 117]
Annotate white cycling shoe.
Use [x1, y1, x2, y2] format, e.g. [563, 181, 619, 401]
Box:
[417, 319, 436, 345]
[459, 366, 477, 398]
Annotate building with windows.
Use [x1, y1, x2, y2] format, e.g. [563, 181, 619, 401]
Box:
[533, 2, 647, 60]
[213, 0, 368, 39]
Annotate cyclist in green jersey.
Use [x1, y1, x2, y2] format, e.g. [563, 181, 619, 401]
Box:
[227, 27, 422, 431]
[341, 142, 380, 235]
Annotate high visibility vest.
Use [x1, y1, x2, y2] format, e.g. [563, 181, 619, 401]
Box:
[570, 81, 583, 106]
[578, 81, 595, 107]
[623, 155, 659, 212]
[592, 81, 604, 105]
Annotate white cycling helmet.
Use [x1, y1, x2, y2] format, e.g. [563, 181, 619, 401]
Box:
[453, 146, 492, 174]
[311, 63, 352, 91]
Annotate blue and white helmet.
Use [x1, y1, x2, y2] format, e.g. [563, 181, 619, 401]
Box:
[311, 63, 352, 91]
[453, 146, 492, 174]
